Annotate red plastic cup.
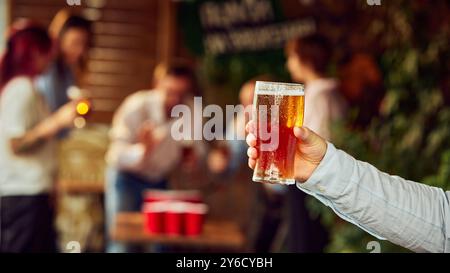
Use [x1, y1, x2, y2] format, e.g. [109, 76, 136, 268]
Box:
[164, 202, 187, 236]
[184, 203, 208, 236]
[143, 190, 175, 203]
[175, 190, 203, 203]
[142, 202, 167, 234]
[143, 190, 203, 204]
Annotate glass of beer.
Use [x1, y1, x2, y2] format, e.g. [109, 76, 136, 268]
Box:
[252, 81, 305, 185]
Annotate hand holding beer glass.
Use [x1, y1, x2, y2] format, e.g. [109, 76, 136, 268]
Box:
[251, 81, 305, 185]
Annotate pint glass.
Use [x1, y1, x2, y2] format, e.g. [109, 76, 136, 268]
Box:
[252, 81, 305, 185]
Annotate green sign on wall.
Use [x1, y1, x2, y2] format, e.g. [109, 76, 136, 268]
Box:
[178, 0, 316, 94]
[179, 0, 315, 55]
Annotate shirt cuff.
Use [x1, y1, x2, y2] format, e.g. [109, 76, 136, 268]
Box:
[296, 142, 348, 198]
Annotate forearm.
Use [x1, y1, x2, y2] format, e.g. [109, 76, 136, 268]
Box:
[10, 116, 62, 154]
[297, 143, 450, 253]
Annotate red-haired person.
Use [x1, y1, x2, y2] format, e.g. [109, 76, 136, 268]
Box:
[0, 21, 77, 253]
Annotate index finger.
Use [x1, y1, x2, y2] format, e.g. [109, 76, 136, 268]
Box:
[245, 120, 256, 135]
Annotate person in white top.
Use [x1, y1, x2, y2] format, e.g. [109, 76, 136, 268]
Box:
[281, 33, 347, 252]
[0, 22, 77, 253]
[105, 63, 204, 253]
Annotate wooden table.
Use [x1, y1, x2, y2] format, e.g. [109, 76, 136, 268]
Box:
[57, 179, 105, 194]
[111, 213, 245, 251]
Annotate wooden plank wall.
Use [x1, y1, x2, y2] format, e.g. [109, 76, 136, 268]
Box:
[9, 0, 176, 123]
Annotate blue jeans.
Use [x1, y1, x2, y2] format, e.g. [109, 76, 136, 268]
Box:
[105, 169, 167, 253]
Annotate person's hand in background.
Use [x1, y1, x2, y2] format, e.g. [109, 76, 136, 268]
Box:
[34, 100, 78, 138]
[53, 100, 78, 129]
[137, 122, 166, 157]
[246, 120, 328, 182]
[207, 147, 230, 174]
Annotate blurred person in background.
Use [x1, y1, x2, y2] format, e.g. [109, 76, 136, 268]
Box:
[286, 34, 347, 140]
[105, 62, 205, 253]
[207, 75, 286, 252]
[207, 75, 269, 175]
[0, 21, 78, 253]
[283, 33, 347, 252]
[36, 10, 92, 113]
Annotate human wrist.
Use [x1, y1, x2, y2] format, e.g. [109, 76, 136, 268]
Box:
[297, 142, 335, 189]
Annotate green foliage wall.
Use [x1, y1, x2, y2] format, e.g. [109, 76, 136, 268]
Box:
[307, 0, 450, 252]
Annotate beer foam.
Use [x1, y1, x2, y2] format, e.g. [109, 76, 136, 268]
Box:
[255, 81, 305, 96]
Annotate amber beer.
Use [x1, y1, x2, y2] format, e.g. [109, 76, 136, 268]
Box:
[252, 81, 304, 185]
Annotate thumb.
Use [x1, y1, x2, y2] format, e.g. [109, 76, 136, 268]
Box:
[293, 127, 323, 146]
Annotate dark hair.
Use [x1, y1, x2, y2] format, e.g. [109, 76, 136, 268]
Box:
[153, 62, 201, 96]
[59, 15, 92, 39]
[0, 21, 52, 91]
[286, 34, 332, 75]
[57, 15, 92, 71]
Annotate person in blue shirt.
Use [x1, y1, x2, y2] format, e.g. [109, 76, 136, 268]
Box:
[36, 12, 92, 113]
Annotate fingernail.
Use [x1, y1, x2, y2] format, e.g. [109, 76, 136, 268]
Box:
[293, 127, 302, 138]
[294, 127, 307, 141]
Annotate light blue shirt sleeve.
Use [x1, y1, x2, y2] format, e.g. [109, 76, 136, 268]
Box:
[35, 63, 73, 113]
[297, 143, 450, 253]
[36, 63, 74, 139]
